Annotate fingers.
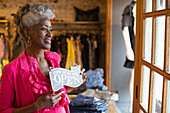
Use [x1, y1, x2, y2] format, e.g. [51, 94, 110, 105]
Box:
[51, 91, 64, 106]
[81, 68, 85, 74]
[51, 91, 64, 100]
[54, 96, 62, 105]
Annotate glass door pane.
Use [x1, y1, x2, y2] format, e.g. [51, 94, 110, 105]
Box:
[141, 66, 150, 110]
[145, 0, 152, 12]
[144, 18, 152, 63]
[151, 72, 163, 113]
[140, 109, 144, 113]
[166, 80, 170, 113]
[167, 16, 170, 72]
[154, 16, 165, 69]
[155, 0, 165, 10]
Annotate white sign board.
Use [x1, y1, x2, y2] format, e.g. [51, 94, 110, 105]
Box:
[49, 66, 83, 91]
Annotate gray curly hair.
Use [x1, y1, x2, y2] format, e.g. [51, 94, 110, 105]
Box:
[12, 3, 55, 38]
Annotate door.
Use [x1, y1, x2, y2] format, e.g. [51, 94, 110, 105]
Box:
[133, 0, 170, 113]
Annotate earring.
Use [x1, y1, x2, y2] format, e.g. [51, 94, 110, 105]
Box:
[27, 38, 32, 47]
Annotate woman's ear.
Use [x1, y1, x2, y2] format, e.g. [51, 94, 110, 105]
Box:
[23, 28, 30, 40]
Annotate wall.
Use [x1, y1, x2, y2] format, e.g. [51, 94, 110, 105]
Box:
[0, 0, 106, 38]
[0, 0, 106, 22]
[0, 0, 106, 61]
[111, 0, 133, 112]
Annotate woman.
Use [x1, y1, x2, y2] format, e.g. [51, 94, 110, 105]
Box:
[0, 3, 85, 113]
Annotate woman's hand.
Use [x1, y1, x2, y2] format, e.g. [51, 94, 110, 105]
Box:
[34, 91, 64, 111]
[81, 68, 87, 84]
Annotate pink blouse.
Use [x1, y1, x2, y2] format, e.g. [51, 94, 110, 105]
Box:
[0, 50, 70, 113]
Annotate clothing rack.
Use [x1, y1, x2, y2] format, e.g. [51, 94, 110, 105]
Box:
[0, 20, 10, 79]
[0, 20, 10, 39]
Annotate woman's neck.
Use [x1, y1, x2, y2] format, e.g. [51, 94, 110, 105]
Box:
[26, 48, 45, 62]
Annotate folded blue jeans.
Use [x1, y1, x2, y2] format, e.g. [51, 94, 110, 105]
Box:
[70, 95, 105, 106]
[70, 109, 109, 113]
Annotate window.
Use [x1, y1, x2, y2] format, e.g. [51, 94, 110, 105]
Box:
[133, 0, 170, 113]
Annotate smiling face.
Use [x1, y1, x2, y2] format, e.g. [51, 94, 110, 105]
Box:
[28, 17, 53, 50]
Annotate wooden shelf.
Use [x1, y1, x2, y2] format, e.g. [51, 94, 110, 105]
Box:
[52, 21, 103, 25]
[51, 21, 103, 31]
[0, 20, 8, 23]
[0, 20, 9, 30]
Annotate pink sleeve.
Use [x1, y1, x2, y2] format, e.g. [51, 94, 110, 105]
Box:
[0, 66, 15, 113]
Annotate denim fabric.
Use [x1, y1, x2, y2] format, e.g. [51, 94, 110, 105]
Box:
[94, 68, 104, 75]
[85, 68, 107, 91]
[100, 85, 108, 91]
[70, 109, 109, 113]
[69, 95, 109, 113]
[70, 95, 105, 106]
[70, 103, 108, 111]
[86, 77, 104, 88]
[85, 70, 96, 77]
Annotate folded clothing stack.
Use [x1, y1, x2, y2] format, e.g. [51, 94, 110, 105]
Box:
[69, 95, 109, 113]
[85, 68, 107, 91]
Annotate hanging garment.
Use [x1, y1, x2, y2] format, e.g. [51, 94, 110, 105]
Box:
[50, 33, 104, 70]
[60, 35, 68, 68]
[81, 34, 89, 70]
[0, 34, 5, 60]
[121, 2, 135, 69]
[73, 35, 83, 67]
[51, 35, 68, 68]
[90, 34, 98, 70]
[96, 34, 105, 69]
[65, 37, 75, 69]
[87, 38, 92, 69]
[0, 33, 9, 77]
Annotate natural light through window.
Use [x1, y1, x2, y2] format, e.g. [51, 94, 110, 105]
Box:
[144, 18, 152, 63]
[156, 0, 165, 10]
[152, 72, 163, 113]
[145, 0, 152, 12]
[154, 16, 165, 70]
[141, 66, 150, 111]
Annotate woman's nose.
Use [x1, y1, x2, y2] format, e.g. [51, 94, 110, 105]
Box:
[46, 30, 52, 37]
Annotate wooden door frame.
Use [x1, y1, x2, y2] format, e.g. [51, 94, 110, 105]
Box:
[105, 0, 113, 91]
[133, 0, 141, 112]
[105, 0, 141, 112]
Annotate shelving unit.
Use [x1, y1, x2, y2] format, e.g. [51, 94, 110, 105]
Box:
[0, 20, 10, 39]
[51, 21, 103, 32]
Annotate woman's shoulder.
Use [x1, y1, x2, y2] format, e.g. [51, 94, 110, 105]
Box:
[3, 58, 20, 71]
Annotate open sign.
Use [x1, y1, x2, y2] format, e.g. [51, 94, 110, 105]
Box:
[49, 66, 83, 91]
